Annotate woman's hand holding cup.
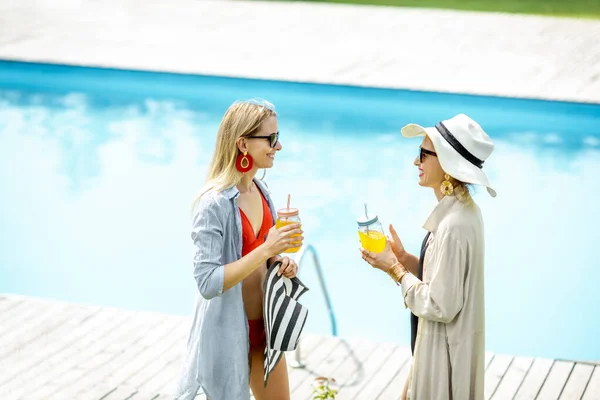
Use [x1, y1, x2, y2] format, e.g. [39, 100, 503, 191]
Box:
[264, 223, 303, 256]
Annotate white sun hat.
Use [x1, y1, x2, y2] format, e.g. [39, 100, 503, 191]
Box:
[401, 113, 497, 197]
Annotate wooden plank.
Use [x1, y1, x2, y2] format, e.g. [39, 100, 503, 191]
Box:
[18, 309, 149, 399]
[354, 345, 411, 399]
[376, 354, 413, 400]
[322, 337, 380, 392]
[153, 370, 185, 398]
[158, 331, 324, 398]
[2, 296, 598, 400]
[485, 351, 495, 370]
[72, 326, 183, 400]
[0, 299, 63, 343]
[42, 313, 172, 399]
[0, 296, 24, 313]
[491, 356, 533, 400]
[0, 303, 97, 369]
[127, 389, 161, 400]
[335, 341, 398, 399]
[0, 307, 127, 397]
[154, 335, 208, 398]
[125, 320, 191, 397]
[559, 363, 595, 400]
[95, 384, 163, 400]
[159, 325, 281, 398]
[582, 366, 600, 400]
[536, 361, 574, 400]
[0, 296, 33, 316]
[97, 319, 188, 399]
[484, 354, 514, 399]
[7, 310, 126, 399]
[96, 384, 138, 400]
[0, 300, 79, 360]
[514, 358, 554, 400]
[139, 353, 186, 398]
[287, 333, 326, 376]
[0, 298, 46, 339]
[0, 302, 95, 384]
[293, 338, 380, 400]
[288, 335, 344, 393]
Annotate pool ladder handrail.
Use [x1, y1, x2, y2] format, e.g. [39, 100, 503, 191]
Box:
[289, 243, 337, 369]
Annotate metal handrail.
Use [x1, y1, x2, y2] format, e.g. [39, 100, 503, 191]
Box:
[289, 244, 337, 369]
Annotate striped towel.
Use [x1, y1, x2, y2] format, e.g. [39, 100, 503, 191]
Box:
[262, 260, 310, 387]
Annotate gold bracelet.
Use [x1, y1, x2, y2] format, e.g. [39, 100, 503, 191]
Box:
[387, 266, 402, 280]
[387, 262, 407, 283]
[387, 261, 400, 274]
[390, 268, 408, 285]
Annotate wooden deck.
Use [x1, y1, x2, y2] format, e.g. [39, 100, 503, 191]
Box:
[0, 294, 598, 400]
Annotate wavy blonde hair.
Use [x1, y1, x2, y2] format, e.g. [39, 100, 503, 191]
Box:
[193, 99, 277, 209]
[448, 176, 474, 205]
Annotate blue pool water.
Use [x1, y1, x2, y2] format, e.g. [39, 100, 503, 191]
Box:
[1, 60, 599, 362]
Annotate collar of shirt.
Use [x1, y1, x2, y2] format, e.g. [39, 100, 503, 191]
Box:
[222, 185, 239, 200]
[222, 178, 270, 200]
[422, 195, 458, 233]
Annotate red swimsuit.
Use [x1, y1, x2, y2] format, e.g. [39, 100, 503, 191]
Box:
[240, 190, 273, 350]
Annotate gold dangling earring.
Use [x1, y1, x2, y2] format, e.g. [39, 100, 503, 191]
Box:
[440, 174, 454, 196]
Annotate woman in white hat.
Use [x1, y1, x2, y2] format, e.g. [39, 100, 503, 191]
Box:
[360, 113, 495, 400]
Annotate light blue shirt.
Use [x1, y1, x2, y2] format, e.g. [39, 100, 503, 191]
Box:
[175, 178, 277, 400]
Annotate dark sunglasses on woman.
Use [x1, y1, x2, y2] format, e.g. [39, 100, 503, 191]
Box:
[247, 131, 279, 148]
[419, 147, 437, 163]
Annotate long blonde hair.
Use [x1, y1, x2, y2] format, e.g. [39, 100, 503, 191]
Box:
[193, 99, 277, 209]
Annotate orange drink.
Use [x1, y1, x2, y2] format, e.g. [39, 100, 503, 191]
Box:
[276, 207, 302, 253]
[358, 230, 386, 253]
[357, 203, 386, 253]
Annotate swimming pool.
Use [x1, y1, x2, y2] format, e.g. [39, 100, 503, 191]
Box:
[1, 60, 599, 363]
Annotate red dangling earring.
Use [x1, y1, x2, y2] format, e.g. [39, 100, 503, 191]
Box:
[235, 151, 253, 173]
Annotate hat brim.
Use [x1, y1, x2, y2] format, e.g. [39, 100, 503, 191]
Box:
[401, 123, 497, 197]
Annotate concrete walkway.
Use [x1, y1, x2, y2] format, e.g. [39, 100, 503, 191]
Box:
[0, 0, 599, 103]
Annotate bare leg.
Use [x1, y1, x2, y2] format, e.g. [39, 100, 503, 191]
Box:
[249, 349, 290, 400]
[402, 374, 409, 400]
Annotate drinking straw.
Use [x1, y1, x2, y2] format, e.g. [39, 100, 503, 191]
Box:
[364, 203, 369, 234]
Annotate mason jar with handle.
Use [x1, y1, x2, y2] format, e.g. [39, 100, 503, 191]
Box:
[357, 203, 386, 253]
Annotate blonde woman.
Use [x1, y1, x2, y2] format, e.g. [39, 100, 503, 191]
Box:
[361, 114, 495, 399]
[175, 99, 303, 400]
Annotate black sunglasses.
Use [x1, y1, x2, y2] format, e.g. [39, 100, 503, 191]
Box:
[246, 131, 279, 148]
[419, 147, 437, 163]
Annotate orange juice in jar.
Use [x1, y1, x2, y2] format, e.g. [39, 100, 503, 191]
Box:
[276, 208, 302, 253]
[276, 195, 302, 253]
[357, 203, 386, 253]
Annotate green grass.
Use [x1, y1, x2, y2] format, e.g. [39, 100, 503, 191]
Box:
[274, 0, 600, 19]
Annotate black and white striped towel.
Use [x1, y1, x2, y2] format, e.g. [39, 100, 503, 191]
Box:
[262, 260, 310, 387]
